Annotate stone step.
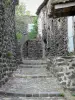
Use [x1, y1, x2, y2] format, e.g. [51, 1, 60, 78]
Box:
[13, 67, 49, 77]
[0, 91, 65, 98]
[20, 64, 47, 68]
[0, 77, 64, 94]
[22, 63, 47, 65]
[23, 60, 47, 65]
[13, 75, 53, 79]
[0, 96, 65, 100]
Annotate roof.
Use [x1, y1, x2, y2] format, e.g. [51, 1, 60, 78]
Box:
[36, 0, 49, 15]
[36, 0, 75, 15]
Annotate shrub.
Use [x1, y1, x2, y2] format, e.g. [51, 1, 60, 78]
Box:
[16, 32, 23, 40]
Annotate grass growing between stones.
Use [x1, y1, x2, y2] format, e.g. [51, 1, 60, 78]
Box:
[7, 52, 12, 58]
[72, 94, 75, 97]
[59, 93, 65, 97]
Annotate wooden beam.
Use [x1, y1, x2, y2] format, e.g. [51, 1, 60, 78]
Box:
[55, 2, 75, 9]
[53, 6, 75, 17]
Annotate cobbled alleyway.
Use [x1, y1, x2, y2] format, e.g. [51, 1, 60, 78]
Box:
[0, 59, 66, 100]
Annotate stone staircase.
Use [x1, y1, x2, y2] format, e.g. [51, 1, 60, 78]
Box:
[0, 59, 66, 100]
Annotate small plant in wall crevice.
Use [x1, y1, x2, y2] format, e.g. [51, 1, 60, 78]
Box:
[6, 52, 12, 58]
[59, 93, 65, 97]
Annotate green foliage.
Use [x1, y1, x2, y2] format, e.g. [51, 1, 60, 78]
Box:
[72, 94, 75, 96]
[15, 3, 32, 41]
[28, 32, 37, 40]
[16, 3, 31, 16]
[28, 17, 38, 40]
[25, 11, 31, 16]
[16, 32, 23, 40]
[7, 52, 12, 58]
[59, 93, 64, 97]
[16, 3, 26, 16]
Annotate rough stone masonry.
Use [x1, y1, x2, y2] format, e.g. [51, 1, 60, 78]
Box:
[36, 0, 69, 57]
[36, 0, 75, 92]
[0, 0, 19, 86]
[23, 39, 43, 59]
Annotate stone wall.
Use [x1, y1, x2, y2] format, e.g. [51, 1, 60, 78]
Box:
[49, 57, 75, 90]
[0, 0, 19, 86]
[37, 0, 68, 57]
[23, 39, 43, 59]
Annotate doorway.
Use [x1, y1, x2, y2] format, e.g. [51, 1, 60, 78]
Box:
[68, 16, 74, 53]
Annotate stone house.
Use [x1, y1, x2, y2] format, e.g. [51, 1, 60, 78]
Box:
[36, 0, 75, 90]
[0, 0, 19, 86]
[51, 0, 75, 53]
[36, 0, 75, 57]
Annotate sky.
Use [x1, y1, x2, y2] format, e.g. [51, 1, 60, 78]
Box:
[19, 0, 43, 15]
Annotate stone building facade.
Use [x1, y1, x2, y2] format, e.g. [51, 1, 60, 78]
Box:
[36, 0, 69, 57]
[0, 0, 19, 86]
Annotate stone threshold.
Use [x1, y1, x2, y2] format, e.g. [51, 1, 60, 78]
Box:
[13, 75, 52, 79]
[22, 63, 47, 65]
[0, 91, 65, 97]
[19, 66, 46, 68]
